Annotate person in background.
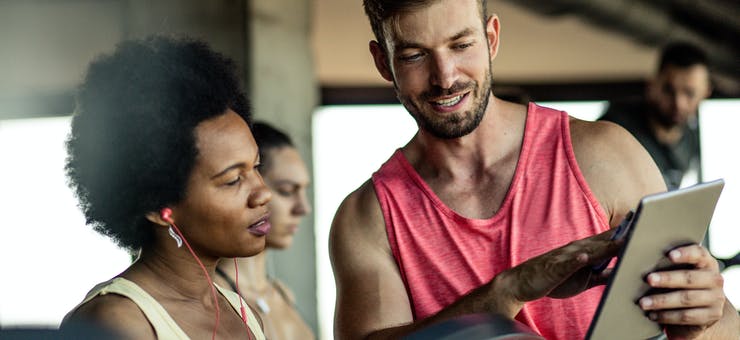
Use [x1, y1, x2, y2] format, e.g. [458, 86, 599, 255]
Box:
[600, 41, 712, 189]
[61, 35, 269, 340]
[329, 1, 739, 339]
[216, 122, 315, 340]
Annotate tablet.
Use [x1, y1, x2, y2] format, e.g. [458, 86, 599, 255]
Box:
[586, 179, 725, 340]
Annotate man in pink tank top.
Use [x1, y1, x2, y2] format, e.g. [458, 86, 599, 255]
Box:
[329, 1, 739, 339]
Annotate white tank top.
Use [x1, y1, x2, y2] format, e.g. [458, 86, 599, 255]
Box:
[67, 277, 265, 340]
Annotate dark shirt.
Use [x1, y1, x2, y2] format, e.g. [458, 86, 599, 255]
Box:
[599, 99, 700, 190]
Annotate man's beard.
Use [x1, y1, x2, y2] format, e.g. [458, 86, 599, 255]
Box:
[397, 71, 493, 139]
[648, 101, 688, 129]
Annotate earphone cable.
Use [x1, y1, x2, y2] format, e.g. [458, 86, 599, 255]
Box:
[169, 221, 221, 340]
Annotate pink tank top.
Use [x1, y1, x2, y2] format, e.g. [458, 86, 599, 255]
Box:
[371, 103, 610, 340]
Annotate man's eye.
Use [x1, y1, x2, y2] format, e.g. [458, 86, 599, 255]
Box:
[454, 42, 473, 50]
[400, 53, 423, 62]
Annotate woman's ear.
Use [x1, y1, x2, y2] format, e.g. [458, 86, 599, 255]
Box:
[145, 211, 170, 227]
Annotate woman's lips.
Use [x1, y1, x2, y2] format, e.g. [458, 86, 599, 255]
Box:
[247, 216, 271, 236]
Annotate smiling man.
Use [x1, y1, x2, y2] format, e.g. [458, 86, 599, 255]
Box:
[328, 1, 739, 339]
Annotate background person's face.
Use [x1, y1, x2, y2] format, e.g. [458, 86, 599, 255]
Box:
[648, 64, 711, 128]
[384, 0, 494, 139]
[263, 147, 311, 249]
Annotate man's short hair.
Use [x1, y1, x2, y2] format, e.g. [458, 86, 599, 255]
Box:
[658, 41, 709, 72]
[362, 0, 487, 51]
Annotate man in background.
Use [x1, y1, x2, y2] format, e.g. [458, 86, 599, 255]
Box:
[600, 42, 712, 189]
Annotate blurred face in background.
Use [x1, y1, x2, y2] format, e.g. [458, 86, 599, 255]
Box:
[647, 64, 711, 129]
[262, 146, 311, 249]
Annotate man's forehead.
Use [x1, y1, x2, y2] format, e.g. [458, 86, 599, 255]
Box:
[382, 1, 484, 49]
[660, 65, 710, 86]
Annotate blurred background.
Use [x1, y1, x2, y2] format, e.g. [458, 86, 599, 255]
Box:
[0, 1, 738, 339]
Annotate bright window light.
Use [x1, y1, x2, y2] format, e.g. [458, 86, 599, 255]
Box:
[312, 105, 416, 340]
[699, 99, 740, 307]
[538, 100, 608, 121]
[0, 117, 131, 327]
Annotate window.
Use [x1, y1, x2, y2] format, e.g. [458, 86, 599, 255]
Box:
[0, 117, 130, 327]
[312, 105, 416, 339]
[698, 99, 740, 305]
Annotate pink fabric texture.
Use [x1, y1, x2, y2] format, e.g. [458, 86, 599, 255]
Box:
[371, 103, 610, 340]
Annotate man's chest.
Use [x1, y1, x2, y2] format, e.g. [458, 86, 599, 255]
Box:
[427, 165, 516, 219]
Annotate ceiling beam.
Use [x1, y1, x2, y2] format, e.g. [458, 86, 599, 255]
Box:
[500, 0, 740, 95]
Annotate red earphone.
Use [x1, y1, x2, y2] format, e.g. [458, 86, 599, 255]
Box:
[161, 208, 173, 223]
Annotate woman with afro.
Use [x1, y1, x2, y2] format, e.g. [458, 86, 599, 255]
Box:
[62, 35, 269, 340]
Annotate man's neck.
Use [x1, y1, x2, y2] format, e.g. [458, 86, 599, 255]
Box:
[406, 96, 522, 178]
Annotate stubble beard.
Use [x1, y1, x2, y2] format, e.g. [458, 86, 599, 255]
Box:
[397, 70, 493, 139]
[648, 101, 690, 130]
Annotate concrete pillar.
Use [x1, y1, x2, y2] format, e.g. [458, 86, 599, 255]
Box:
[249, 0, 319, 334]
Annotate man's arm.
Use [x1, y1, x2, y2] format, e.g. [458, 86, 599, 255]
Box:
[571, 118, 739, 339]
[329, 181, 415, 339]
[329, 180, 624, 340]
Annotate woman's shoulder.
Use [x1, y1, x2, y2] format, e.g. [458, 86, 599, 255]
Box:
[270, 278, 296, 305]
[62, 292, 155, 339]
[67, 292, 146, 320]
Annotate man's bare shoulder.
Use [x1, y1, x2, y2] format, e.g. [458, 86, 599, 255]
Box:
[570, 118, 646, 164]
[62, 293, 155, 339]
[329, 178, 398, 283]
[329, 179, 414, 339]
[329, 179, 387, 251]
[569, 118, 666, 224]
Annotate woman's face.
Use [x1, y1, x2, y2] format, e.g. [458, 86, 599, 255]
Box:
[169, 109, 272, 258]
[262, 147, 311, 249]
